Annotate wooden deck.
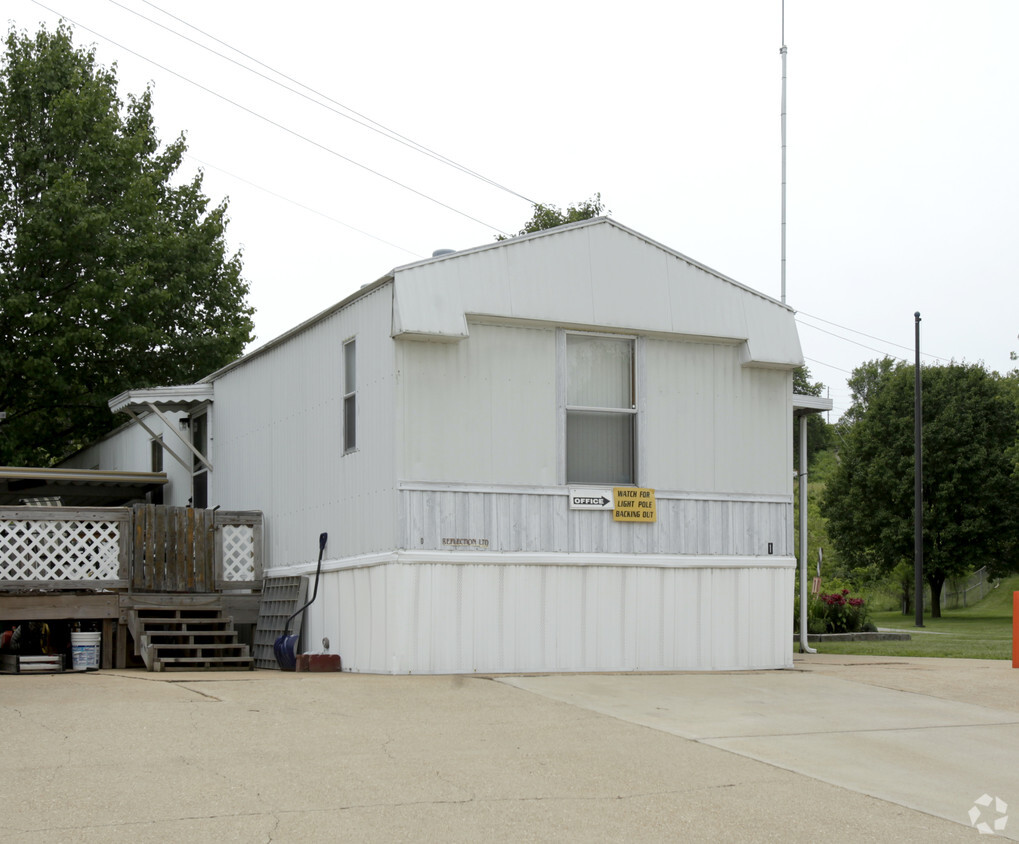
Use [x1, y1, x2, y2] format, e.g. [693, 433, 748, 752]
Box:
[0, 505, 263, 670]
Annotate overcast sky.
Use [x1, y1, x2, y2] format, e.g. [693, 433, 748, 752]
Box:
[7, 0, 1018, 418]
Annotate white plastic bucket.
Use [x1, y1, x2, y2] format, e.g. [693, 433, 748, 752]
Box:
[70, 631, 101, 671]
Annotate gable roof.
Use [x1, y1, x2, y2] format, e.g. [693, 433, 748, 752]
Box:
[203, 217, 801, 382]
[391, 217, 801, 367]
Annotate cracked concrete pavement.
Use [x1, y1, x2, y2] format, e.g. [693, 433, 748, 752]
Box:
[2, 654, 1017, 842]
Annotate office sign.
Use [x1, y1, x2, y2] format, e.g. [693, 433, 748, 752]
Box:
[569, 488, 613, 510]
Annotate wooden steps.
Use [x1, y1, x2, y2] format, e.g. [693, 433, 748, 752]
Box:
[127, 606, 253, 671]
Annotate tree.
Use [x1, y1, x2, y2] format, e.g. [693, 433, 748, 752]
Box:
[0, 24, 253, 466]
[497, 194, 606, 240]
[842, 357, 902, 425]
[821, 362, 1019, 616]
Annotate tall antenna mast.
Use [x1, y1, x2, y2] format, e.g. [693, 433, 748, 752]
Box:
[780, 0, 788, 304]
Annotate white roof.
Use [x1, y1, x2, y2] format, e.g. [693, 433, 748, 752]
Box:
[793, 394, 835, 415]
[108, 384, 214, 414]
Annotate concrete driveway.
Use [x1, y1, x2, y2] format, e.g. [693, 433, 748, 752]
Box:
[2, 654, 1016, 842]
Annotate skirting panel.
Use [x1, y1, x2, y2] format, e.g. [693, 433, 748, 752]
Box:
[304, 560, 794, 674]
[400, 488, 792, 556]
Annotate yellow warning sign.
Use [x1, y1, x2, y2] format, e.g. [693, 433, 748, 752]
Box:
[613, 487, 656, 522]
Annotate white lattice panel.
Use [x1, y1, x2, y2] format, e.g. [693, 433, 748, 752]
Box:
[221, 525, 255, 581]
[0, 519, 121, 581]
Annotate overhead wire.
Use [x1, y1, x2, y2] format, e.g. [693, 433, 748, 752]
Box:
[18, 1, 972, 391]
[183, 153, 426, 259]
[797, 308, 967, 422]
[795, 318, 909, 361]
[117, 0, 538, 207]
[803, 356, 852, 375]
[796, 309, 951, 363]
[30, 0, 515, 236]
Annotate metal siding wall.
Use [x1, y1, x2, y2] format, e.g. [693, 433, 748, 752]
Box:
[643, 340, 791, 495]
[396, 322, 558, 486]
[310, 561, 792, 673]
[60, 411, 192, 506]
[211, 285, 397, 568]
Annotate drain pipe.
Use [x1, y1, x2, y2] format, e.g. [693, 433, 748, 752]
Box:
[798, 413, 816, 654]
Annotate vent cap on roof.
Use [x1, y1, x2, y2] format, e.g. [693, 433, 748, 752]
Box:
[432, 249, 456, 257]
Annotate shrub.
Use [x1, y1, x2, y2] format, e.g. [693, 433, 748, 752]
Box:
[813, 588, 869, 634]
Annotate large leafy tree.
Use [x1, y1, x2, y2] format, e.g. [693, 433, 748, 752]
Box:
[842, 356, 900, 425]
[822, 362, 1018, 616]
[0, 24, 253, 465]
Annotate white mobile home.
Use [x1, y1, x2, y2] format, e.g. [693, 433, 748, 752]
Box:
[69, 218, 805, 672]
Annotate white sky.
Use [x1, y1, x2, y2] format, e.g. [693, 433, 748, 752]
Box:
[6, 0, 1018, 419]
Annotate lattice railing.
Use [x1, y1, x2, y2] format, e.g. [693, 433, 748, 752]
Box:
[0, 508, 129, 586]
[221, 525, 256, 582]
[0, 506, 262, 592]
[215, 511, 262, 590]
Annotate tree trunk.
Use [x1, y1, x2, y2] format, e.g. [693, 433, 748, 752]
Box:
[927, 572, 945, 619]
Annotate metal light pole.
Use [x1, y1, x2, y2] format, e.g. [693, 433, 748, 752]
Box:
[914, 312, 924, 627]
[780, 17, 788, 304]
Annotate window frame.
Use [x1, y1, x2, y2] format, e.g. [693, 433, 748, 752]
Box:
[559, 329, 643, 486]
[343, 337, 357, 454]
[150, 437, 163, 474]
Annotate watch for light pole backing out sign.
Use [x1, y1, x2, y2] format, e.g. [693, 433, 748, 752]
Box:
[613, 487, 656, 522]
[568, 487, 657, 522]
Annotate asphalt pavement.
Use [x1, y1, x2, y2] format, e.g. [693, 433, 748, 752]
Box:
[2, 653, 1016, 842]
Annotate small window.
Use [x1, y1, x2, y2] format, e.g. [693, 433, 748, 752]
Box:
[566, 333, 636, 484]
[343, 338, 356, 452]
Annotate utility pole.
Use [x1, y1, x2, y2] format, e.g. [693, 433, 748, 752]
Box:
[914, 312, 924, 627]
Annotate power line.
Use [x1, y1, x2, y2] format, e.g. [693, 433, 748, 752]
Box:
[796, 316, 954, 366]
[796, 318, 909, 361]
[115, 0, 537, 207]
[796, 309, 950, 362]
[803, 356, 853, 375]
[183, 153, 425, 259]
[31, 0, 513, 235]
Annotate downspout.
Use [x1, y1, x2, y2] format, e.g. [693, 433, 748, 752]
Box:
[798, 413, 816, 653]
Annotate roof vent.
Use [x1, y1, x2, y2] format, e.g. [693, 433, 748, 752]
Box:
[432, 249, 456, 258]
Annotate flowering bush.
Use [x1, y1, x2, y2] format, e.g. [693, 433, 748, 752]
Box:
[813, 588, 869, 634]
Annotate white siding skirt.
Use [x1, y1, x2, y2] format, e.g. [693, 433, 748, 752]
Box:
[271, 554, 795, 674]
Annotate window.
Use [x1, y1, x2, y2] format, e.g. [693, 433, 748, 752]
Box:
[566, 332, 636, 484]
[191, 412, 209, 509]
[150, 438, 163, 473]
[343, 338, 356, 452]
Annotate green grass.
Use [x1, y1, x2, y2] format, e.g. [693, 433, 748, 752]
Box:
[804, 575, 1019, 660]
